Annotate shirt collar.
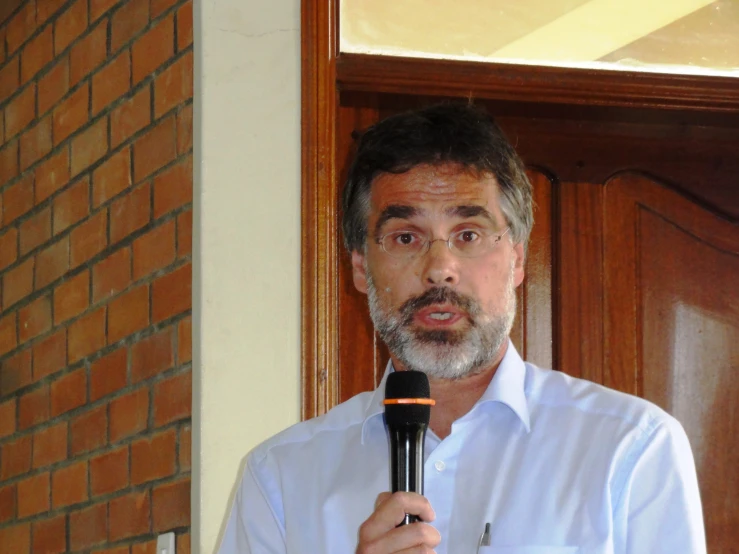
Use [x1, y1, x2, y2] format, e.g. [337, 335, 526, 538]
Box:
[360, 340, 530, 444]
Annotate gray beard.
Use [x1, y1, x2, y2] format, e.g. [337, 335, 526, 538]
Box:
[366, 265, 516, 380]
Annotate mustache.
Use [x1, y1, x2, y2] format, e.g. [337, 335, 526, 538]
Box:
[399, 287, 479, 325]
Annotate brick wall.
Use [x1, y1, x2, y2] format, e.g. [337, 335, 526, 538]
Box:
[0, 0, 193, 552]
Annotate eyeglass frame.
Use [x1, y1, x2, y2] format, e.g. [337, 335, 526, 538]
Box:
[374, 226, 511, 259]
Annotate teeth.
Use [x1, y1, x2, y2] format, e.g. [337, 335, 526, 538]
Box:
[429, 312, 452, 320]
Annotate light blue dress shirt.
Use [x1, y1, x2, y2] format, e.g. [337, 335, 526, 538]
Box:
[217, 342, 706, 553]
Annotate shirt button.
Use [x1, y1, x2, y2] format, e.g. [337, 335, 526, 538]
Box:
[434, 460, 446, 472]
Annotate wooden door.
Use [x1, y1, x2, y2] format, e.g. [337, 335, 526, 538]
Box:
[602, 174, 739, 550]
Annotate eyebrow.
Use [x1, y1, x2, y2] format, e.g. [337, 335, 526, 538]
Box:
[373, 204, 500, 237]
[374, 205, 419, 236]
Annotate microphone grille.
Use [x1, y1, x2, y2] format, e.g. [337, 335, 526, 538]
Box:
[385, 370, 430, 399]
[384, 371, 431, 428]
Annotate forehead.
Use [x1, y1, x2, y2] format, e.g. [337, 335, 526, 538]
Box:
[369, 164, 502, 216]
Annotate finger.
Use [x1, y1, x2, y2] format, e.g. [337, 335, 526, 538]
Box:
[360, 493, 436, 544]
[364, 522, 441, 553]
[374, 492, 392, 510]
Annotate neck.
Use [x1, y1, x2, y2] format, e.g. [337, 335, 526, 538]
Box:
[390, 341, 509, 440]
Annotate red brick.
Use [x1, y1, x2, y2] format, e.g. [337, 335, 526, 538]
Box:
[131, 428, 175, 485]
[180, 425, 191, 471]
[177, 316, 191, 364]
[92, 50, 131, 114]
[21, 25, 53, 82]
[53, 177, 89, 235]
[5, 83, 36, 139]
[133, 116, 176, 181]
[0, 227, 19, 271]
[67, 306, 106, 362]
[20, 116, 53, 170]
[130, 328, 172, 384]
[111, 0, 148, 51]
[52, 460, 88, 507]
[132, 540, 157, 554]
[90, 445, 128, 496]
[3, 257, 34, 309]
[69, 501, 107, 550]
[70, 19, 107, 85]
[151, 0, 177, 17]
[108, 284, 149, 343]
[0, 25, 5, 62]
[91, 0, 118, 22]
[153, 155, 191, 218]
[0, 313, 19, 357]
[0, 434, 32, 479]
[0, 523, 30, 552]
[53, 271, 89, 324]
[110, 489, 150, 540]
[92, 146, 131, 207]
[110, 182, 150, 243]
[20, 206, 51, 254]
[154, 51, 192, 118]
[35, 235, 69, 288]
[133, 220, 175, 279]
[70, 404, 107, 455]
[152, 263, 191, 323]
[0, 484, 16, 522]
[32, 514, 66, 554]
[132, 14, 173, 84]
[152, 478, 189, 532]
[90, 347, 127, 401]
[153, 370, 190, 427]
[177, 1, 193, 51]
[50, 367, 87, 416]
[33, 421, 68, 468]
[109, 387, 148, 442]
[38, 0, 67, 23]
[176, 104, 192, 155]
[53, 84, 89, 145]
[0, 56, 20, 104]
[3, 172, 34, 224]
[38, 56, 69, 115]
[17, 471, 50, 517]
[110, 85, 150, 148]
[97, 547, 132, 554]
[92, 248, 131, 302]
[35, 146, 70, 203]
[18, 383, 49, 430]
[0, 398, 16, 439]
[18, 295, 52, 342]
[70, 208, 107, 267]
[0, 140, 20, 185]
[71, 116, 108, 176]
[33, 329, 67, 381]
[178, 534, 191, 554]
[6, 0, 35, 55]
[55, 0, 88, 54]
[177, 210, 191, 256]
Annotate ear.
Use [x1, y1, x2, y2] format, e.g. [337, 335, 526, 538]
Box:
[351, 250, 368, 294]
[512, 242, 525, 288]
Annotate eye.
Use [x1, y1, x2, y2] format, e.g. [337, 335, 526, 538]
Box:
[394, 232, 419, 246]
[458, 230, 480, 243]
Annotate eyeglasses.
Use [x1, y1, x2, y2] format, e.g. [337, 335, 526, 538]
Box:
[375, 227, 510, 259]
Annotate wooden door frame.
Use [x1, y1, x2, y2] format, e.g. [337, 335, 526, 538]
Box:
[301, 0, 739, 421]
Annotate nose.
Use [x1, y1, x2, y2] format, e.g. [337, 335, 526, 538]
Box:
[420, 240, 460, 287]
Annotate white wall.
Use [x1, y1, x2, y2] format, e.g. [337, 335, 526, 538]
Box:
[193, 0, 301, 552]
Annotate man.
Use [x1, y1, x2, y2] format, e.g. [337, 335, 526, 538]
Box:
[217, 103, 706, 553]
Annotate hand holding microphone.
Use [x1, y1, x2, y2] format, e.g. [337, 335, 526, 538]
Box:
[356, 371, 440, 554]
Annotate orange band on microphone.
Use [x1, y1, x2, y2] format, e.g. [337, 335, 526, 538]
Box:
[383, 398, 436, 406]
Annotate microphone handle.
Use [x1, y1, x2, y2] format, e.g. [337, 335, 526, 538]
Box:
[390, 425, 427, 525]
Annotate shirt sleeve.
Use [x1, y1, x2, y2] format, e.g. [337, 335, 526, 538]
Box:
[618, 415, 707, 554]
[216, 456, 287, 554]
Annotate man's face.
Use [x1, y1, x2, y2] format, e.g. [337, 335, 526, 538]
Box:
[351, 163, 525, 380]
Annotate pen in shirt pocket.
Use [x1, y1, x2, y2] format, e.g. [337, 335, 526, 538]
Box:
[477, 522, 491, 552]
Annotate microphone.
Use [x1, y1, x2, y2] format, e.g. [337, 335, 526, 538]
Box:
[383, 370, 435, 525]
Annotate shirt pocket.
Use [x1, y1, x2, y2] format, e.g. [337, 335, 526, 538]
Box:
[478, 545, 580, 554]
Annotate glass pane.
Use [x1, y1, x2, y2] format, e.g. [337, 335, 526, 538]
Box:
[340, 0, 739, 78]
